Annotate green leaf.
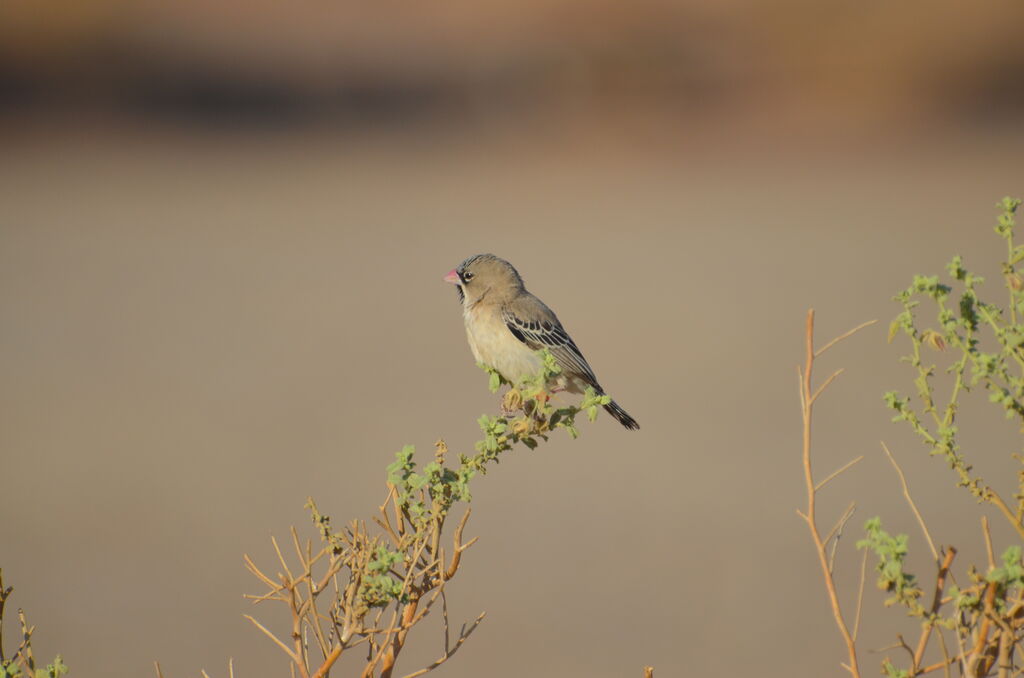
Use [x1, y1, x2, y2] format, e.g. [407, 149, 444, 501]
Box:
[881, 659, 910, 678]
[36, 658, 68, 678]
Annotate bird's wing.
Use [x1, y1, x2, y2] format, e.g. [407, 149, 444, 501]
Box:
[501, 297, 600, 387]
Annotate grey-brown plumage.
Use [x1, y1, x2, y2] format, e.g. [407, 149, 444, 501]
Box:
[444, 254, 639, 430]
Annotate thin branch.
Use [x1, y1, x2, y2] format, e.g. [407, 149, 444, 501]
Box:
[445, 509, 474, 581]
[919, 655, 960, 675]
[824, 507, 859, 551]
[287, 583, 311, 678]
[800, 309, 862, 678]
[896, 633, 916, 662]
[290, 527, 308, 571]
[373, 516, 404, 549]
[291, 538, 329, 661]
[983, 516, 996, 570]
[853, 546, 868, 642]
[245, 589, 290, 604]
[810, 369, 846, 406]
[313, 555, 344, 596]
[912, 548, 958, 672]
[815, 319, 879, 358]
[242, 553, 282, 589]
[953, 612, 969, 678]
[272, 536, 296, 583]
[390, 488, 407, 538]
[311, 644, 345, 678]
[969, 582, 999, 672]
[827, 503, 857, 574]
[797, 367, 807, 412]
[244, 614, 302, 664]
[815, 456, 865, 493]
[881, 442, 939, 561]
[378, 483, 397, 516]
[398, 612, 486, 678]
[936, 627, 953, 678]
[18, 609, 34, 672]
[986, 609, 1015, 678]
[0, 571, 10, 663]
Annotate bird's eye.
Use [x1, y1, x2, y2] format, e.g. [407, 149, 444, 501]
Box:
[462, 271, 474, 282]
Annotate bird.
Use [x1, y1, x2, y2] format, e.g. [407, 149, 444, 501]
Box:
[444, 253, 639, 430]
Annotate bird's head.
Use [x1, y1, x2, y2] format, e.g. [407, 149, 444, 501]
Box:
[444, 254, 525, 305]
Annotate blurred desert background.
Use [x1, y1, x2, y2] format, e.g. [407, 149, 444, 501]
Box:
[3, 1, 1024, 676]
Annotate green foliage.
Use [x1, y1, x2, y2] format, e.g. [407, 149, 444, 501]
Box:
[0, 572, 68, 678]
[986, 545, 1024, 613]
[857, 517, 925, 615]
[478, 362, 508, 394]
[447, 350, 608, 475]
[341, 347, 611, 620]
[865, 197, 1024, 678]
[988, 545, 1024, 586]
[380, 350, 609, 530]
[0, 658, 69, 678]
[248, 347, 614, 677]
[881, 659, 911, 678]
[886, 197, 1024, 513]
[363, 546, 406, 607]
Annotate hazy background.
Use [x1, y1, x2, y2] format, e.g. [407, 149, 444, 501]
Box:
[2, 1, 1024, 676]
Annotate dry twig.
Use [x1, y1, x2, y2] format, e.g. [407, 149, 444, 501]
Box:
[799, 309, 876, 678]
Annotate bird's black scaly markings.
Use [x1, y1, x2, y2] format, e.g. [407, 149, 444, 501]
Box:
[507, 321, 528, 344]
[502, 309, 600, 387]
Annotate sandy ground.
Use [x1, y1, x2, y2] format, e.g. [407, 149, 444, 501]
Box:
[2, 117, 1023, 677]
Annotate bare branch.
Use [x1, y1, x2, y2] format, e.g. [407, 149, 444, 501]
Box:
[399, 612, 486, 678]
[826, 503, 857, 574]
[799, 309, 863, 678]
[815, 319, 879, 358]
[983, 516, 996, 571]
[912, 548, 958, 673]
[272, 536, 296, 583]
[815, 456, 865, 493]
[311, 644, 345, 678]
[881, 441, 938, 561]
[445, 509, 474, 581]
[245, 614, 302, 664]
[853, 546, 868, 642]
[810, 368, 846, 406]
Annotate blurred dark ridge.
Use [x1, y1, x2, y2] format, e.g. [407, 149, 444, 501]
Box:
[123, 70, 472, 127]
[1, 0, 1023, 129]
[0, 34, 737, 129]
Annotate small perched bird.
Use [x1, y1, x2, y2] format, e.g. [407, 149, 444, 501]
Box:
[444, 253, 639, 430]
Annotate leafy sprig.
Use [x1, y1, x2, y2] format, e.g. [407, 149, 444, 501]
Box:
[885, 197, 1024, 534]
[246, 347, 616, 677]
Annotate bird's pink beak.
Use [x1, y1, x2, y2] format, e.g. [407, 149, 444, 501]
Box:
[444, 269, 461, 284]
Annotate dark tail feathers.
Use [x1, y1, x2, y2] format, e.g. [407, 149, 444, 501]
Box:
[604, 399, 639, 430]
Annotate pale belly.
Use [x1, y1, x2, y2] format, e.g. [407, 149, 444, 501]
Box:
[463, 307, 543, 385]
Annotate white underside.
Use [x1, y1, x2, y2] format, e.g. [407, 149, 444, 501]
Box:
[463, 303, 579, 391]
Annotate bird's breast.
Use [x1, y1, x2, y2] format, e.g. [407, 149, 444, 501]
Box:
[463, 304, 542, 385]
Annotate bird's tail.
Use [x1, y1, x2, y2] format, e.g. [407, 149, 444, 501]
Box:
[603, 399, 639, 430]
